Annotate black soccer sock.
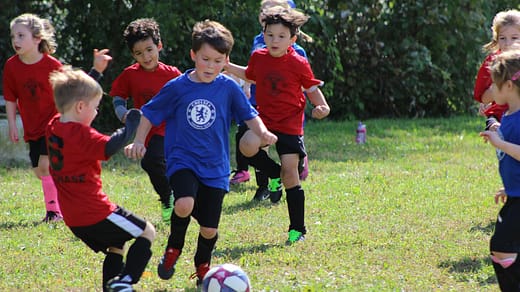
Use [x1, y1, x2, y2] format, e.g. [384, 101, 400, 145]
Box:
[121, 237, 152, 284]
[255, 168, 269, 188]
[247, 150, 281, 179]
[102, 252, 124, 292]
[194, 233, 218, 267]
[492, 260, 520, 291]
[168, 212, 191, 250]
[286, 186, 306, 234]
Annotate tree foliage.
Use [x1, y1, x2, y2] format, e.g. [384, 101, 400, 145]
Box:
[1, 0, 519, 131]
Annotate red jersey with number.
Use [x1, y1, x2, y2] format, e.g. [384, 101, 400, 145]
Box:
[3, 54, 62, 141]
[474, 53, 508, 121]
[245, 47, 322, 135]
[110, 62, 181, 143]
[46, 115, 115, 227]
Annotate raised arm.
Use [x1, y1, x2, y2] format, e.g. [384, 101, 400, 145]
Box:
[105, 108, 141, 157]
[225, 62, 249, 82]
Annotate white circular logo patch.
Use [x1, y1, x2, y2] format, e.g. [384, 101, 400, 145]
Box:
[187, 99, 216, 130]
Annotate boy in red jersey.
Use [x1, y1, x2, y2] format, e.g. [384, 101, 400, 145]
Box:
[110, 18, 182, 222]
[46, 67, 156, 292]
[226, 6, 330, 244]
[3, 13, 111, 222]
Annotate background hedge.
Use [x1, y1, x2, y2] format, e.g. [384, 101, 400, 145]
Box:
[0, 0, 519, 132]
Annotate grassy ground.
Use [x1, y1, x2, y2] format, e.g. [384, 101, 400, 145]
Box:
[0, 116, 502, 291]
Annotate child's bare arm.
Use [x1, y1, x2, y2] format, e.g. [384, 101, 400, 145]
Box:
[225, 62, 252, 83]
[6, 101, 19, 142]
[306, 88, 330, 119]
[244, 116, 277, 146]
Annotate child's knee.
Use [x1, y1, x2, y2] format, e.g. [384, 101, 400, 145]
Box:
[174, 197, 194, 217]
[239, 130, 261, 157]
[200, 227, 217, 239]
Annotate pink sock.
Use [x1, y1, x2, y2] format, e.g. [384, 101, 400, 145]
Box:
[491, 255, 516, 268]
[41, 175, 61, 214]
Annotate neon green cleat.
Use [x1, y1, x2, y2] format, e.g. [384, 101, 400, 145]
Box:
[286, 229, 305, 245]
[268, 178, 282, 203]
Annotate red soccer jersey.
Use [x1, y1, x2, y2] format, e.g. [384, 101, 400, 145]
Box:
[110, 62, 181, 143]
[474, 53, 508, 121]
[46, 115, 116, 227]
[245, 47, 322, 135]
[3, 54, 62, 141]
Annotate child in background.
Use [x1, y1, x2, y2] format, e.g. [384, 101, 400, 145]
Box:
[124, 20, 276, 287]
[46, 67, 155, 292]
[3, 13, 111, 222]
[226, 7, 330, 244]
[231, 0, 312, 202]
[474, 9, 520, 130]
[480, 49, 520, 291]
[110, 18, 182, 222]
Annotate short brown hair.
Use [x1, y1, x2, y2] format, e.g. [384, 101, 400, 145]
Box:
[261, 6, 310, 38]
[191, 20, 234, 55]
[50, 66, 103, 113]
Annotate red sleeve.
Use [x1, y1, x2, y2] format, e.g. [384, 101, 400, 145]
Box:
[2, 57, 17, 102]
[473, 54, 495, 102]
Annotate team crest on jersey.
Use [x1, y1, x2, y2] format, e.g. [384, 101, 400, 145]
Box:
[496, 128, 505, 161]
[187, 99, 216, 130]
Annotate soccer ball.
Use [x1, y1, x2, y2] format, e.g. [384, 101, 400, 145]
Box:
[201, 263, 251, 292]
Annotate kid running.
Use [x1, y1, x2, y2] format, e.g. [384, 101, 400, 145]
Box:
[480, 49, 520, 291]
[110, 18, 182, 222]
[226, 6, 330, 244]
[474, 9, 520, 130]
[3, 13, 111, 222]
[124, 20, 277, 287]
[46, 67, 155, 292]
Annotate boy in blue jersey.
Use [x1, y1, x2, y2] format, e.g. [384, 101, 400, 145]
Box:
[124, 20, 277, 288]
[480, 49, 520, 291]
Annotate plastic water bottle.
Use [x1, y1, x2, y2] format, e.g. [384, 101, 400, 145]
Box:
[356, 121, 366, 144]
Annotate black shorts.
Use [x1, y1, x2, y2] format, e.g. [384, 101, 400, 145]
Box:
[490, 197, 520, 253]
[69, 206, 147, 253]
[169, 169, 225, 229]
[273, 132, 307, 158]
[29, 137, 48, 167]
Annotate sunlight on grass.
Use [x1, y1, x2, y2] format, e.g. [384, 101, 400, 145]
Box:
[0, 116, 502, 291]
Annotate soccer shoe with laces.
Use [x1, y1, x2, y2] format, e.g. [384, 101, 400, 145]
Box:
[157, 247, 181, 280]
[190, 262, 210, 286]
[106, 276, 134, 292]
[42, 211, 63, 223]
[286, 229, 305, 245]
[268, 178, 283, 203]
[230, 170, 250, 185]
[253, 186, 270, 201]
[161, 195, 174, 223]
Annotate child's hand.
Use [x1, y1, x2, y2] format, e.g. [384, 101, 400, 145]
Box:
[311, 105, 330, 119]
[488, 121, 501, 131]
[479, 103, 491, 116]
[8, 124, 19, 143]
[92, 49, 112, 73]
[480, 130, 502, 148]
[495, 188, 507, 204]
[124, 142, 146, 160]
[260, 131, 278, 146]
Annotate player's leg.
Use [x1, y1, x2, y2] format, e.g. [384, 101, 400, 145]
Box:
[277, 134, 307, 244]
[190, 185, 225, 286]
[490, 198, 520, 290]
[140, 134, 173, 222]
[158, 169, 197, 280]
[31, 137, 62, 222]
[230, 123, 251, 185]
[240, 129, 281, 187]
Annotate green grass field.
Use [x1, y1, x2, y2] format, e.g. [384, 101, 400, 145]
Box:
[0, 116, 502, 291]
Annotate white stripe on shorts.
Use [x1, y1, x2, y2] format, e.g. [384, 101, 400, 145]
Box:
[107, 212, 143, 237]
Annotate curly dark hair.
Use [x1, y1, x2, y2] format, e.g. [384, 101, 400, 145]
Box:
[123, 18, 161, 51]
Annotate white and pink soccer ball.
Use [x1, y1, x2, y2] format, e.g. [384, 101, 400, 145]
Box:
[201, 263, 251, 292]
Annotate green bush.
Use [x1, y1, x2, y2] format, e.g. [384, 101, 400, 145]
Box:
[1, 0, 519, 130]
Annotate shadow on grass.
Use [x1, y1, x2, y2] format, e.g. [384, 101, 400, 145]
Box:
[213, 243, 281, 260]
[438, 256, 496, 286]
[469, 220, 494, 235]
[0, 219, 47, 229]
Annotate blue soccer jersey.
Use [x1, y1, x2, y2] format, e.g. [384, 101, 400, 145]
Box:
[142, 69, 258, 191]
[497, 110, 520, 197]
